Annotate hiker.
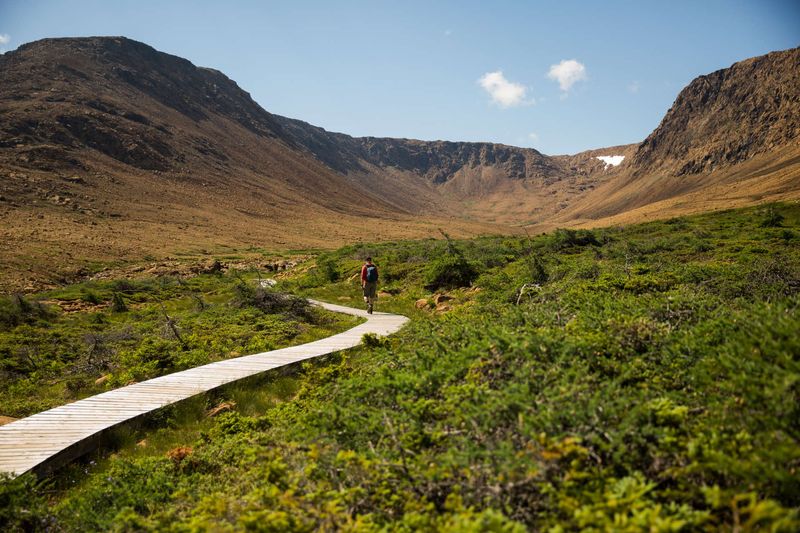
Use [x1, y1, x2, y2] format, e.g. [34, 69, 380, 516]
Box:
[361, 257, 379, 314]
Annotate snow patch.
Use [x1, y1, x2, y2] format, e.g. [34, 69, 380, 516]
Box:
[596, 155, 625, 168]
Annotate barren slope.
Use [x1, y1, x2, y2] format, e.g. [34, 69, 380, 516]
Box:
[0, 37, 510, 291]
[549, 47, 800, 227]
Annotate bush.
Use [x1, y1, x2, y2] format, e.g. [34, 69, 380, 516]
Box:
[317, 258, 340, 283]
[548, 228, 600, 251]
[0, 474, 51, 531]
[760, 206, 785, 228]
[234, 283, 311, 320]
[527, 255, 549, 284]
[0, 295, 53, 331]
[424, 254, 478, 290]
[111, 292, 128, 312]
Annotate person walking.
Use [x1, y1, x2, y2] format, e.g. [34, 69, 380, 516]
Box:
[361, 257, 379, 314]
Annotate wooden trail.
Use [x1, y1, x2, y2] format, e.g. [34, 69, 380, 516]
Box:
[0, 300, 408, 477]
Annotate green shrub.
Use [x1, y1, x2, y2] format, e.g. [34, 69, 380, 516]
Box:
[760, 206, 785, 227]
[234, 283, 311, 321]
[80, 289, 101, 304]
[111, 292, 128, 312]
[548, 228, 600, 250]
[424, 254, 479, 290]
[527, 255, 549, 284]
[0, 295, 53, 331]
[0, 474, 51, 531]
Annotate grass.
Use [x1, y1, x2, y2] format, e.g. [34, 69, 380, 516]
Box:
[0, 270, 361, 418]
[2, 202, 799, 531]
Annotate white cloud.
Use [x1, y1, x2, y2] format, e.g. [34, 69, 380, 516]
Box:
[547, 59, 587, 92]
[0, 34, 10, 45]
[628, 80, 640, 93]
[444, 29, 453, 37]
[478, 71, 531, 108]
[528, 132, 540, 143]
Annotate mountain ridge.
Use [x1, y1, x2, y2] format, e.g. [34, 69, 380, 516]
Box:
[1, 36, 798, 291]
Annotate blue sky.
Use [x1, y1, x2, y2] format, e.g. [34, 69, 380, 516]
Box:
[1, 1, 798, 154]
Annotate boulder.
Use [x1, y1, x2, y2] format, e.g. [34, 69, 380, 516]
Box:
[415, 298, 430, 309]
[166, 446, 193, 464]
[206, 401, 236, 418]
[433, 293, 453, 305]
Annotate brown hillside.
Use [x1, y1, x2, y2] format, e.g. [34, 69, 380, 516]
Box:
[0, 37, 512, 291]
[550, 47, 800, 227]
[1, 37, 799, 291]
[633, 47, 800, 177]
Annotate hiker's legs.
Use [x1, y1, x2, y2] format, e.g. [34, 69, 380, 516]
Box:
[363, 281, 377, 313]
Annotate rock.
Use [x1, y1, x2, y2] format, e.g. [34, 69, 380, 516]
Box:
[377, 291, 392, 298]
[435, 303, 452, 313]
[199, 259, 224, 274]
[0, 416, 18, 426]
[166, 446, 193, 464]
[433, 293, 453, 305]
[206, 401, 235, 418]
[94, 374, 111, 386]
[415, 298, 430, 309]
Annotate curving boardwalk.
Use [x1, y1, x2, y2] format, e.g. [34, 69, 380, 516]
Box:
[0, 300, 408, 478]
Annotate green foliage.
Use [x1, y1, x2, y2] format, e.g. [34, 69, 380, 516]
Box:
[111, 292, 128, 312]
[424, 254, 479, 291]
[0, 294, 53, 331]
[547, 228, 601, 251]
[5, 202, 800, 531]
[318, 257, 340, 283]
[0, 272, 358, 417]
[234, 282, 311, 321]
[761, 205, 785, 227]
[527, 254, 549, 284]
[0, 474, 51, 531]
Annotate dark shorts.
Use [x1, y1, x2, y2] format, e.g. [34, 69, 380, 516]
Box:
[363, 281, 377, 298]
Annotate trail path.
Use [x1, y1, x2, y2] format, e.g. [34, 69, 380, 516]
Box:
[0, 300, 407, 477]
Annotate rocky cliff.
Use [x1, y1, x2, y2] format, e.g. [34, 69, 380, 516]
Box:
[630, 47, 800, 176]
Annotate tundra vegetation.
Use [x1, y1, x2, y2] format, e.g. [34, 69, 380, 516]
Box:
[2, 203, 799, 531]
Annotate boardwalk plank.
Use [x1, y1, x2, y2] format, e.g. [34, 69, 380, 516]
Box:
[0, 300, 407, 477]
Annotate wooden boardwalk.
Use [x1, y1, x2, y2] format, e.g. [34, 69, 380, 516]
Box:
[0, 300, 408, 477]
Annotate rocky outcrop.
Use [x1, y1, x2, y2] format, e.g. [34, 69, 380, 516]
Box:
[0, 37, 288, 172]
[630, 47, 800, 176]
[273, 115, 565, 186]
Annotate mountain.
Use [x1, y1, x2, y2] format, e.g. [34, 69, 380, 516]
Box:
[0, 37, 798, 290]
[0, 37, 529, 290]
[632, 47, 800, 177]
[0, 37, 613, 228]
[549, 47, 800, 228]
[272, 115, 624, 223]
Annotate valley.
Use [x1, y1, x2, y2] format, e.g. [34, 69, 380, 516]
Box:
[2, 38, 797, 294]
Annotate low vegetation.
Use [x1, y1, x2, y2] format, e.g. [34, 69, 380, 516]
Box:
[2, 203, 799, 531]
[0, 271, 359, 418]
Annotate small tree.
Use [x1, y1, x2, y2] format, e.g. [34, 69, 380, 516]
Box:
[760, 206, 784, 228]
[111, 292, 128, 313]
